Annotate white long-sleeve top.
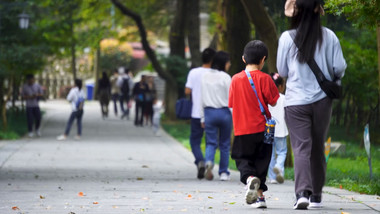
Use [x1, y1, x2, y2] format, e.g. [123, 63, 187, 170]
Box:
[200, 69, 231, 123]
[67, 87, 85, 112]
[277, 27, 347, 107]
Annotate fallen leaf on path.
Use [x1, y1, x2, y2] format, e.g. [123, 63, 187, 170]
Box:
[187, 194, 192, 198]
[142, 165, 149, 168]
[340, 185, 343, 189]
[137, 177, 144, 180]
[93, 202, 99, 204]
[112, 205, 119, 209]
[208, 196, 213, 199]
[274, 197, 279, 201]
[142, 197, 149, 200]
[208, 207, 213, 209]
[40, 195, 46, 199]
[341, 212, 350, 214]
[11, 206, 20, 210]
[78, 192, 85, 197]
[229, 202, 236, 205]
[181, 208, 188, 211]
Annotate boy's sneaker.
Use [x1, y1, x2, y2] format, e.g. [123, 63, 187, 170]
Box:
[28, 132, 34, 138]
[253, 196, 267, 208]
[293, 191, 310, 210]
[205, 161, 214, 180]
[245, 176, 260, 204]
[309, 195, 322, 208]
[36, 130, 42, 137]
[56, 135, 67, 141]
[273, 167, 284, 184]
[197, 161, 205, 179]
[270, 179, 278, 184]
[219, 172, 230, 181]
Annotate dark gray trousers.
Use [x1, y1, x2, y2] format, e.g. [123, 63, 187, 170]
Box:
[285, 97, 332, 196]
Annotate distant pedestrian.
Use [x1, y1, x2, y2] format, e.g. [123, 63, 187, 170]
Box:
[117, 68, 133, 120]
[97, 71, 111, 119]
[22, 74, 44, 138]
[267, 73, 288, 184]
[152, 98, 163, 136]
[200, 51, 232, 181]
[57, 79, 85, 141]
[278, 0, 346, 209]
[229, 40, 279, 208]
[144, 76, 156, 126]
[185, 48, 216, 179]
[110, 69, 120, 116]
[132, 75, 149, 126]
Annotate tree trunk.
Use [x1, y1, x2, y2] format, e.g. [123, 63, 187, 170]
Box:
[377, 21, 380, 99]
[94, 46, 101, 100]
[170, 0, 187, 58]
[225, 0, 251, 75]
[70, 15, 77, 80]
[186, 0, 201, 68]
[111, 0, 178, 119]
[0, 76, 7, 131]
[240, 0, 278, 74]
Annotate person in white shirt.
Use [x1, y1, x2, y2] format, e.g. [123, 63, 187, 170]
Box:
[152, 98, 163, 136]
[57, 79, 85, 141]
[200, 51, 232, 181]
[185, 48, 216, 179]
[268, 73, 288, 184]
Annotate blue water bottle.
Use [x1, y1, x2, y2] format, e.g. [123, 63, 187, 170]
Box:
[264, 118, 276, 144]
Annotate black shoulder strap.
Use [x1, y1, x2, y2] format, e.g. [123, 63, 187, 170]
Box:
[289, 30, 326, 84]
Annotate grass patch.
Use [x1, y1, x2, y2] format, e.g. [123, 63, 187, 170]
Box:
[162, 120, 380, 195]
[0, 109, 28, 140]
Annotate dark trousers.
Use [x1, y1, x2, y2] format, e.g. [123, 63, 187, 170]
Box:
[64, 110, 84, 136]
[285, 97, 332, 196]
[26, 107, 41, 132]
[232, 132, 272, 192]
[190, 118, 205, 165]
[135, 101, 145, 125]
[111, 93, 119, 115]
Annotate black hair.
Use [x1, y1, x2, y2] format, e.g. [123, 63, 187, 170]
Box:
[201, 48, 216, 64]
[243, 40, 268, 65]
[291, 0, 323, 63]
[75, 79, 83, 90]
[26, 74, 34, 80]
[270, 73, 284, 87]
[211, 51, 230, 72]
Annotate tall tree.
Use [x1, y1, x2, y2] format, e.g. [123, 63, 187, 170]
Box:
[186, 0, 201, 68]
[110, 0, 178, 119]
[240, 0, 279, 74]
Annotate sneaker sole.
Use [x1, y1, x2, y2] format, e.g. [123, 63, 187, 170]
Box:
[309, 202, 323, 208]
[294, 197, 309, 210]
[273, 167, 284, 184]
[197, 166, 205, 179]
[254, 202, 267, 208]
[246, 177, 260, 204]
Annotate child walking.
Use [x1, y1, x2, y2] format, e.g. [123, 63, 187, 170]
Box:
[152, 98, 163, 136]
[229, 40, 279, 208]
[268, 73, 288, 184]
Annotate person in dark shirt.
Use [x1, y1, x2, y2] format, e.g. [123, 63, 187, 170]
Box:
[132, 75, 149, 126]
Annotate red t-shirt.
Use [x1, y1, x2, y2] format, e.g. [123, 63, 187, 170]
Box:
[228, 70, 279, 136]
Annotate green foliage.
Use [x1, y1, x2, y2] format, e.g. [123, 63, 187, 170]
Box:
[0, 109, 28, 140]
[100, 49, 131, 73]
[164, 55, 188, 91]
[325, 0, 380, 29]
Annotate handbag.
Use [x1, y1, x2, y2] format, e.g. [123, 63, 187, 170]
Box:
[289, 31, 342, 99]
[175, 98, 192, 120]
[245, 70, 276, 144]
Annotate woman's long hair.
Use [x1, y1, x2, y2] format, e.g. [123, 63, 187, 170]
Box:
[211, 51, 230, 72]
[291, 0, 323, 63]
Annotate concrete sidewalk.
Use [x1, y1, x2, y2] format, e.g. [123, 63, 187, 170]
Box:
[0, 100, 379, 214]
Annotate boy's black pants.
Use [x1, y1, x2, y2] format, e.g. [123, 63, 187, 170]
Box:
[231, 132, 272, 192]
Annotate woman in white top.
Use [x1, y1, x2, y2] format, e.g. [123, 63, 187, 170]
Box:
[200, 51, 232, 181]
[277, 0, 346, 209]
[57, 79, 86, 141]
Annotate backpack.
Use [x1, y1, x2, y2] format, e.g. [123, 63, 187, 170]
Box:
[121, 77, 129, 95]
[76, 96, 85, 110]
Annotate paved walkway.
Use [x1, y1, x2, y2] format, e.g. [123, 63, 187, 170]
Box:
[0, 100, 379, 214]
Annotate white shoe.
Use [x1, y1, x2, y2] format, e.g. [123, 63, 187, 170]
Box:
[273, 167, 284, 184]
[219, 172, 230, 181]
[294, 197, 309, 210]
[245, 176, 260, 204]
[309, 195, 323, 208]
[28, 132, 34, 138]
[36, 130, 41, 137]
[56, 135, 67, 141]
[74, 135, 81, 140]
[253, 196, 267, 208]
[270, 179, 278, 184]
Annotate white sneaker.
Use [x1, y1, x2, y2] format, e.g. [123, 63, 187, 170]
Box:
[273, 167, 284, 184]
[36, 130, 41, 137]
[270, 179, 278, 184]
[253, 196, 267, 208]
[309, 195, 323, 208]
[294, 197, 309, 209]
[219, 172, 230, 181]
[245, 176, 260, 204]
[56, 135, 67, 141]
[28, 132, 34, 138]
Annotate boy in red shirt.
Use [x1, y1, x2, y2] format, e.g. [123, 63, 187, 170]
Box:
[229, 40, 279, 208]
